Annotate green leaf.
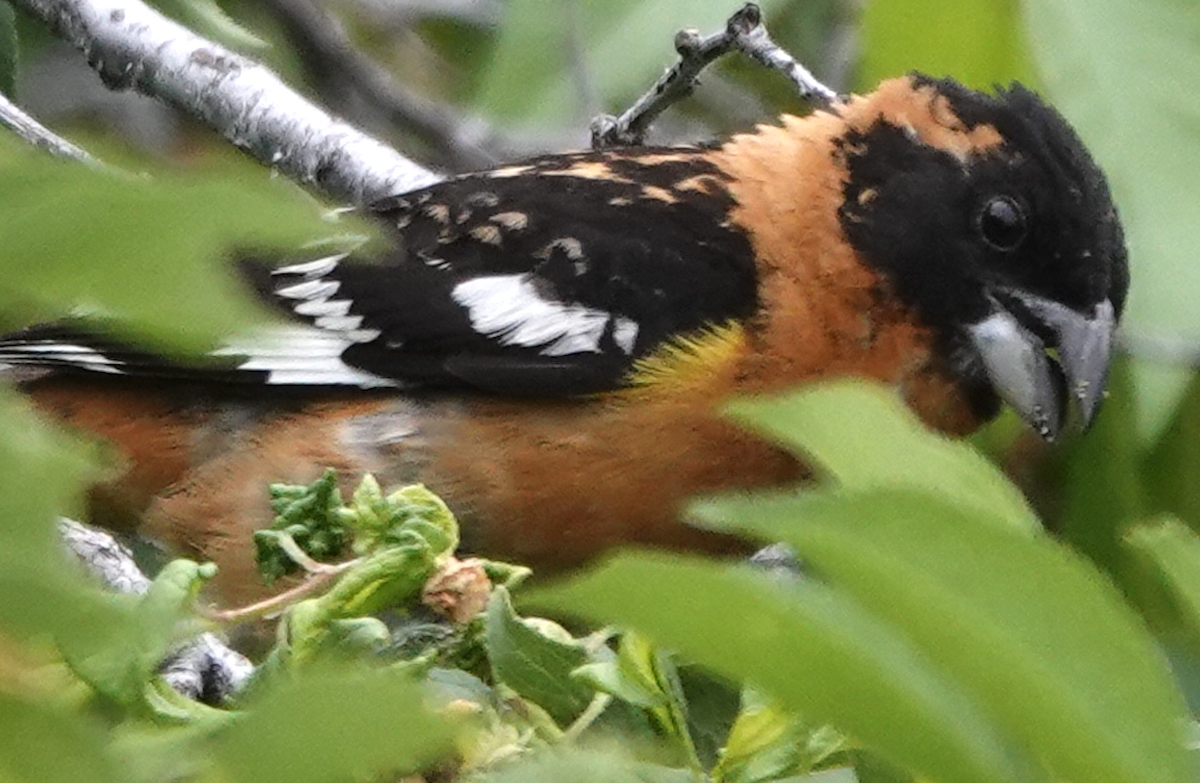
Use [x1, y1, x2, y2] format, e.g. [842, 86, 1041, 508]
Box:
[0, 695, 118, 783]
[858, 0, 1035, 90]
[109, 718, 227, 783]
[1127, 519, 1200, 643]
[575, 639, 666, 710]
[701, 487, 1191, 783]
[1143, 370, 1200, 528]
[139, 676, 238, 728]
[215, 669, 452, 783]
[281, 545, 440, 665]
[1059, 358, 1145, 572]
[0, 2, 17, 97]
[0, 148, 371, 352]
[0, 389, 134, 656]
[257, 469, 348, 583]
[329, 537, 440, 619]
[474, 747, 700, 783]
[485, 586, 594, 725]
[68, 559, 216, 706]
[712, 691, 805, 782]
[343, 478, 459, 557]
[575, 632, 701, 768]
[531, 554, 1044, 783]
[723, 382, 1038, 532]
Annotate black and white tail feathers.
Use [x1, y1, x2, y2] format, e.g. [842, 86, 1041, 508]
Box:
[0, 253, 404, 389]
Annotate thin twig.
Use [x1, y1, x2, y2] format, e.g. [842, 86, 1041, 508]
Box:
[204, 557, 362, 625]
[274, 531, 342, 575]
[728, 4, 841, 106]
[561, 692, 613, 743]
[590, 3, 842, 148]
[0, 92, 107, 168]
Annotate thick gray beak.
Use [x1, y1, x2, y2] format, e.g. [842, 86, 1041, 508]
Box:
[966, 293, 1116, 441]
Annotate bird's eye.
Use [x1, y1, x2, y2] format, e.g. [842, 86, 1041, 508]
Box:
[977, 196, 1027, 251]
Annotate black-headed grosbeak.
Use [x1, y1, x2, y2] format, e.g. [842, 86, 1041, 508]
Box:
[1, 75, 1128, 603]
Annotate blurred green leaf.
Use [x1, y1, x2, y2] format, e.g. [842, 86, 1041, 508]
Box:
[795, 770, 860, 783]
[1128, 519, 1200, 627]
[0, 148, 369, 353]
[215, 669, 452, 783]
[67, 559, 215, 706]
[1059, 359, 1145, 571]
[473, 0, 570, 124]
[475, 747, 699, 783]
[109, 720, 221, 783]
[1021, 0, 1200, 428]
[531, 554, 1043, 783]
[1143, 371, 1200, 529]
[723, 382, 1038, 532]
[0, 2, 16, 97]
[0, 388, 133, 653]
[702, 486, 1190, 783]
[859, 0, 1034, 89]
[0, 695, 118, 783]
[485, 586, 593, 724]
[1054, 361, 1180, 643]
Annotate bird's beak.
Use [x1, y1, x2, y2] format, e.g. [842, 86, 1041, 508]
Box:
[966, 293, 1115, 441]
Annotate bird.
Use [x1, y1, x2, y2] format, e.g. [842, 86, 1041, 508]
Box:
[0, 74, 1128, 604]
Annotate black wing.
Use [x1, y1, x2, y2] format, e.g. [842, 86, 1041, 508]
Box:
[1, 148, 761, 397]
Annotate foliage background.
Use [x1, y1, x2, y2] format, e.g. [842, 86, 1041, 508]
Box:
[2, 1, 1200, 782]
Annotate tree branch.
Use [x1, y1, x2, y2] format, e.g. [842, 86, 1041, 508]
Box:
[591, 3, 841, 148]
[0, 91, 107, 167]
[59, 517, 152, 594]
[59, 518, 253, 703]
[10, 0, 443, 204]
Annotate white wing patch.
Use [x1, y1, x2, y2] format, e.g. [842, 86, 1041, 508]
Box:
[451, 274, 639, 356]
[273, 254, 345, 278]
[272, 253, 381, 344]
[612, 319, 639, 354]
[212, 325, 400, 388]
[276, 279, 340, 300]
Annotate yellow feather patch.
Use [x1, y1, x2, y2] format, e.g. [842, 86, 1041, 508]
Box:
[623, 322, 746, 397]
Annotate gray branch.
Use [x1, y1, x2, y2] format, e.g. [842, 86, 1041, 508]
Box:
[0, 91, 106, 167]
[59, 517, 151, 594]
[591, 3, 842, 148]
[59, 518, 253, 704]
[10, 0, 443, 204]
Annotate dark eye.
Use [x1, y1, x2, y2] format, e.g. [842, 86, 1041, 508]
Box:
[977, 195, 1027, 251]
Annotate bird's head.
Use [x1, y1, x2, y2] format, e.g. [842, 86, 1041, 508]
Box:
[836, 75, 1128, 440]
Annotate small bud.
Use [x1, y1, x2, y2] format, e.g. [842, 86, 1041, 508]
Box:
[674, 28, 702, 55]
